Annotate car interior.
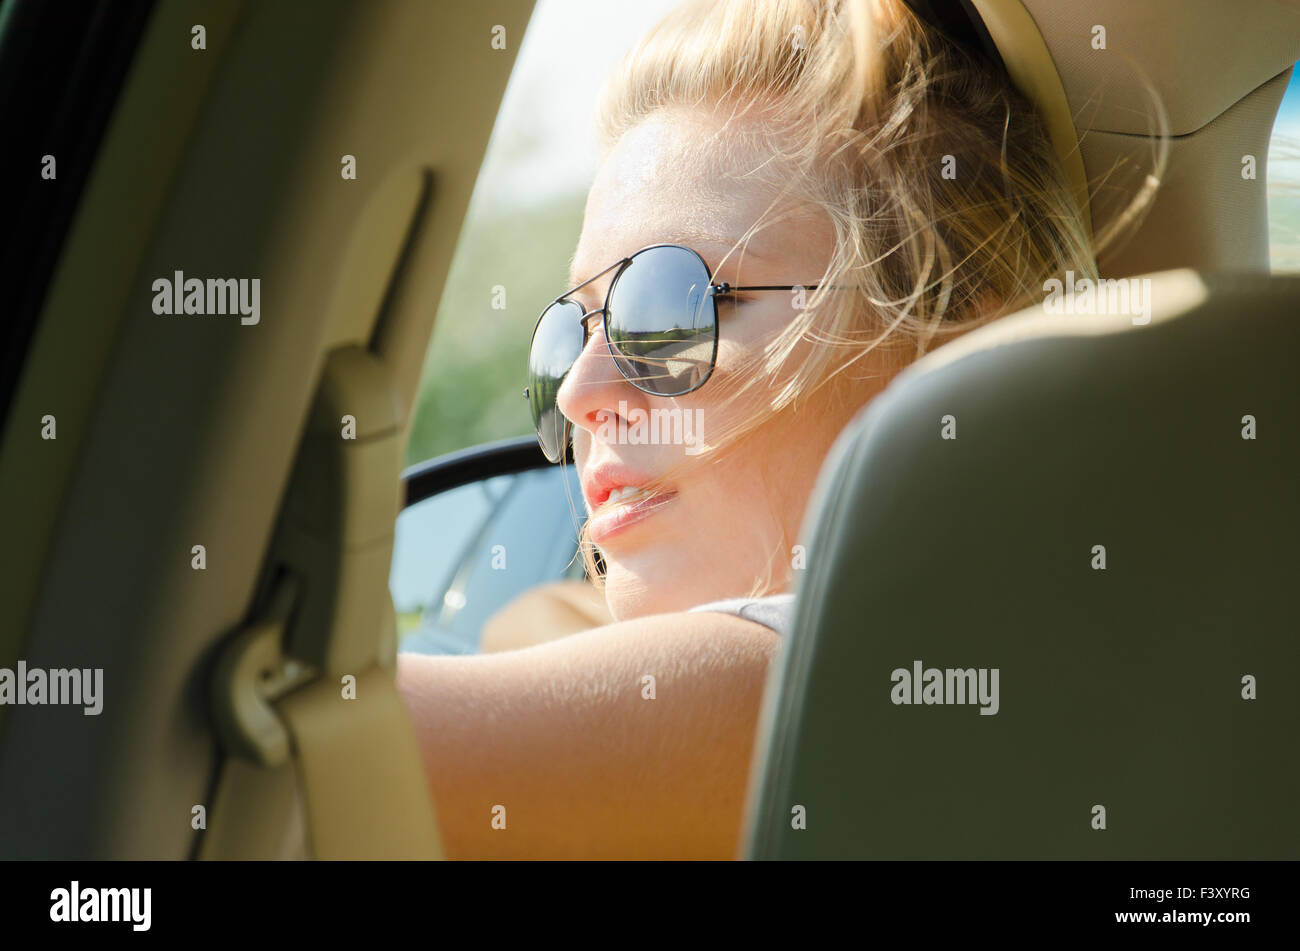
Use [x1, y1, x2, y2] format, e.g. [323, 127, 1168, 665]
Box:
[0, 0, 1296, 860]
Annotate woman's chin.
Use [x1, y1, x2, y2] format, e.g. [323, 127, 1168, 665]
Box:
[600, 561, 705, 621]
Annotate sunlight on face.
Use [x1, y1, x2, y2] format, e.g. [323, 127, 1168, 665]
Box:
[555, 107, 890, 620]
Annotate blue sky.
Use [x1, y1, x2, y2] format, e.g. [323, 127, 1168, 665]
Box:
[1272, 67, 1300, 169]
[1279, 68, 1300, 124]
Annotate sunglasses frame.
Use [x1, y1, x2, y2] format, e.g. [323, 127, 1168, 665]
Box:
[525, 242, 820, 462]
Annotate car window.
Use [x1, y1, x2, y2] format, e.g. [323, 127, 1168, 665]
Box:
[404, 0, 680, 467]
[1268, 65, 1300, 272]
[392, 0, 678, 655]
[391, 465, 584, 654]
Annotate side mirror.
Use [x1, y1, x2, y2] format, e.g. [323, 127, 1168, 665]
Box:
[390, 436, 584, 655]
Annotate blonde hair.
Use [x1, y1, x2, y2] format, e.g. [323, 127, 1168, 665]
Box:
[573, 0, 1163, 595]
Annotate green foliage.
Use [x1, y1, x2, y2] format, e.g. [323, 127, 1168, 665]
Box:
[405, 190, 587, 467]
[1269, 191, 1300, 272]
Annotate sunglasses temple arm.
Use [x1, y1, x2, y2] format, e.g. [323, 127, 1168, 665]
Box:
[713, 283, 823, 294]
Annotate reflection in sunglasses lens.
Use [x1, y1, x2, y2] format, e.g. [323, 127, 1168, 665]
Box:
[606, 247, 716, 396]
[528, 299, 584, 461]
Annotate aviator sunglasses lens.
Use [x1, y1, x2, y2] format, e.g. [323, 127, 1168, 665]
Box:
[527, 299, 585, 462]
[605, 246, 717, 397]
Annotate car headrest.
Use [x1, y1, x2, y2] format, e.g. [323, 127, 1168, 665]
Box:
[1016, 0, 1300, 276]
[912, 1, 1300, 275]
[746, 270, 1300, 858]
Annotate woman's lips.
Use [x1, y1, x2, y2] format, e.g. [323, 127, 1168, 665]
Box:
[586, 490, 678, 545]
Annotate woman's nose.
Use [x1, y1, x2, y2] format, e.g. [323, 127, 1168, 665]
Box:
[556, 314, 650, 441]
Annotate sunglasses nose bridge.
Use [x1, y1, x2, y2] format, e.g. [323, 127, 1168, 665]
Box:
[577, 305, 607, 339]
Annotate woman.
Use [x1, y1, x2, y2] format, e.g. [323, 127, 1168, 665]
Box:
[397, 0, 1126, 859]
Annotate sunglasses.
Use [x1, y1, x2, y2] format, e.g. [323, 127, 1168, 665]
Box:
[525, 243, 820, 463]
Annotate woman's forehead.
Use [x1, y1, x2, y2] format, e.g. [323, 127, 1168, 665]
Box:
[576, 183, 762, 266]
[566, 232, 779, 288]
[565, 109, 829, 296]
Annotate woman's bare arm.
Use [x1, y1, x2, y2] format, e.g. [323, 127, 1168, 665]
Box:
[395, 611, 780, 859]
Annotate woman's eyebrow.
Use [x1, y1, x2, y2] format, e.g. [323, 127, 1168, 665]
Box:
[684, 235, 781, 273]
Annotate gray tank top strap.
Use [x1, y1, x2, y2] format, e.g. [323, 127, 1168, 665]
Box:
[687, 593, 796, 636]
